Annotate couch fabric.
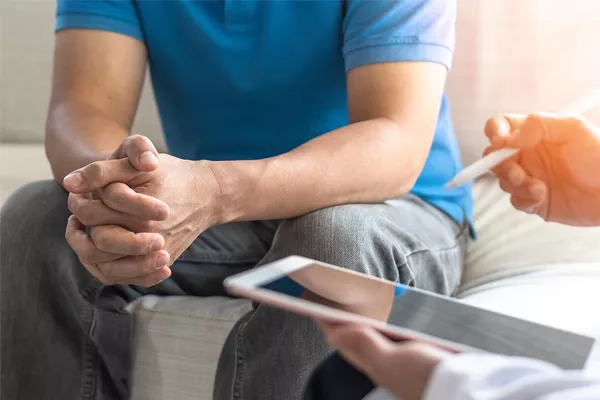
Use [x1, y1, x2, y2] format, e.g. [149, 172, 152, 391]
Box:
[2, 1, 600, 400]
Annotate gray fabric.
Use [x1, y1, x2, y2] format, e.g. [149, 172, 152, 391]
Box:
[1, 180, 467, 400]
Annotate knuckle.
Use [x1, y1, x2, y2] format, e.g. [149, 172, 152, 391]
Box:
[122, 135, 136, 148]
[87, 161, 106, 181]
[106, 184, 127, 206]
[489, 114, 505, 125]
[91, 229, 111, 250]
[127, 135, 149, 150]
[484, 115, 504, 137]
[129, 134, 144, 143]
[75, 206, 94, 225]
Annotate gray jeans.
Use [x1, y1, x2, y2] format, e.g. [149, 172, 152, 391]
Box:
[0, 180, 468, 400]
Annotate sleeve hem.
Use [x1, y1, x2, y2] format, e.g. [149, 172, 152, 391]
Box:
[56, 14, 144, 42]
[344, 42, 453, 72]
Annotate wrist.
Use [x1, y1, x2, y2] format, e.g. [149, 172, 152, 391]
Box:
[200, 159, 263, 225]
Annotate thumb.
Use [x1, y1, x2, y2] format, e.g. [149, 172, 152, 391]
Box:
[64, 159, 140, 193]
[114, 135, 159, 172]
[329, 325, 394, 378]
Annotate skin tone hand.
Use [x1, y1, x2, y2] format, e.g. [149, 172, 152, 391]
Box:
[320, 323, 450, 400]
[484, 113, 600, 227]
[65, 135, 174, 286]
[64, 138, 223, 287]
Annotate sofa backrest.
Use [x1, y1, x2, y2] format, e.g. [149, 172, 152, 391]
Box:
[2, 0, 600, 163]
[0, 0, 164, 148]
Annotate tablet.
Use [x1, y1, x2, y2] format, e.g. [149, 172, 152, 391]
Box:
[224, 256, 595, 369]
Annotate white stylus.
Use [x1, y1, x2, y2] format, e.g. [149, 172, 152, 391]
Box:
[445, 87, 600, 189]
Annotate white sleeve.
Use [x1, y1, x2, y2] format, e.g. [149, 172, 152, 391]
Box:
[423, 353, 600, 400]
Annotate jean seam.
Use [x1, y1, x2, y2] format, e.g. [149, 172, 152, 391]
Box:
[231, 316, 249, 400]
[395, 260, 417, 286]
[80, 305, 97, 400]
[406, 219, 469, 255]
[80, 278, 103, 302]
[405, 238, 465, 294]
[176, 253, 264, 264]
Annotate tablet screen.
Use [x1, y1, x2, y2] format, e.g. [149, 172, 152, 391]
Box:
[258, 262, 594, 369]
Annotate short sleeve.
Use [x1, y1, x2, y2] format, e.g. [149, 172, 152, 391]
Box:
[342, 0, 456, 72]
[56, 0, 144, 42]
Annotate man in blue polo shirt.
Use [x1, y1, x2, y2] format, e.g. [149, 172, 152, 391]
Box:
[0, 1, 472, 399]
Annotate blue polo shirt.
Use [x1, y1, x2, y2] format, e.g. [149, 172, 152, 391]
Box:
[56, 0, 473, 227]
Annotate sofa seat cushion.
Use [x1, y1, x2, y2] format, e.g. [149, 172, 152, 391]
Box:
[461, 175, 600, 290]
[128, 296, 252, 400]
[0, 145, 52, 205]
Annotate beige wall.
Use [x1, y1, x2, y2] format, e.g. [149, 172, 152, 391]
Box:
[0, 0, 164, 147]
[449, 0, 600, 163]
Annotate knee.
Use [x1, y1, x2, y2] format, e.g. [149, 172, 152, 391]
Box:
[274, 204, 401, 281]
[1, 180, 69, 245]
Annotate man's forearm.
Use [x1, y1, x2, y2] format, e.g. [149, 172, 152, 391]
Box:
[46, 101, 129, 184]
[209, 118, 433, 223]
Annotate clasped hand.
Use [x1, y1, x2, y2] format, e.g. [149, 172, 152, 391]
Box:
[63, 136, 222, 287]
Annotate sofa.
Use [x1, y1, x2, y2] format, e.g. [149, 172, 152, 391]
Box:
[2, 1, 600, 399]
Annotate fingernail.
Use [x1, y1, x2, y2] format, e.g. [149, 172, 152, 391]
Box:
[531, 182, 547, 199]
[63, 172, 83, 188]
[509, 168, 524, 185]
[151, 236, 164, 251]
[138, 151, 158, 166]
[155, 255, 169, 268]
[158, 267, 172, 280]
[155, 204, 170, 221]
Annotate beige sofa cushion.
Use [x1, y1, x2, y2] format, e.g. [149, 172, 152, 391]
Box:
[0, 145, 52, 204]
[128, 296, 252, 400]
[463, 175, 600, 288]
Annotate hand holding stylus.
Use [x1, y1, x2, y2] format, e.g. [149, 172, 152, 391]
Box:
[446, 88, 600, 188]
[483, 112, 600, 226]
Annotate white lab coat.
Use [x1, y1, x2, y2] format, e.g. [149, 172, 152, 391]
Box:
[424, 354, 600, 400]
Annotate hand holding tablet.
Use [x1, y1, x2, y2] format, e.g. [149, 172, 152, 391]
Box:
[224, 256, 595, 369]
